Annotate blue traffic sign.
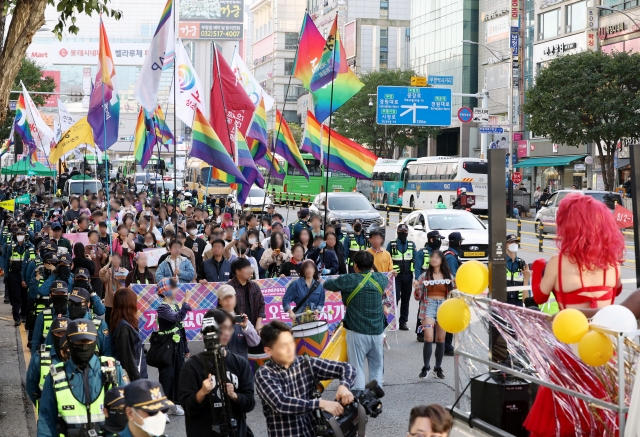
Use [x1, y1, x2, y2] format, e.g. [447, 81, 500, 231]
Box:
[428, 76, 454, 86]
[479, 126, 504, 134]
[376, 86, 452, 127]
[458, 107, 473, 123]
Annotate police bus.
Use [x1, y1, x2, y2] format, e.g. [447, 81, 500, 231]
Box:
[402, 157, 488, 212]
[356, 158, 416, 207]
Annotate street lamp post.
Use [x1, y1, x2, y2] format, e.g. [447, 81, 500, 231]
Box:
[463, 40, 514, 216]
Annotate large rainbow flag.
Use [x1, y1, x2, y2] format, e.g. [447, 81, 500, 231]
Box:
[302, 111, 377, 179]
[246, 95, 269, 162]
[153, 105, 173, 151]
[274, 110, 309, 180]
[251, 139, 285, 181]
[14, 94, 37, 166]
[191, 108, 247, 184]
[294, 14, 363, 122]
[133, 108, 156, 169]
[236, 130, 265, 206]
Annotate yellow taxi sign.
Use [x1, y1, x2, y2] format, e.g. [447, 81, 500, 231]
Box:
[410, 76, 427, 87]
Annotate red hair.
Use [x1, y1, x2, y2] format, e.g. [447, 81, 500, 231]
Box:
[111, 287, 139, 330]
[556, 193, 624, 270]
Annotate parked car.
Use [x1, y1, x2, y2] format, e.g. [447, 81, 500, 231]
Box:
[233, 186, 273, 213]
[62, 179, 103, 202]
[535, 190, 623, 235]
[310, 192, 385, 239]
[401, 208, 488, 263]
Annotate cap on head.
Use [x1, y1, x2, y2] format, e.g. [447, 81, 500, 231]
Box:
[427, 230, 444, 240]
[50, 317, 71, 334]
[66, 318, 97, 342]
[74, 267, 90, 280]
[506, 234, 519, 243]
[124, 379, 174, 412]
[215, 284, 236, 301]
[397, 223, 409, 232]
[448, 232, 464, 242]
[51, 222, 62, 230]
[51, 280, 69, 293]
[69, 287, 90, 303]
[43, 253, 60, 264]
[105, 387, 126, 409]
[156, 278, 176, 296]
[58, 253, 72, 266]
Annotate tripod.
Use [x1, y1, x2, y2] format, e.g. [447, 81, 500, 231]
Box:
[201, 345, 238, 437]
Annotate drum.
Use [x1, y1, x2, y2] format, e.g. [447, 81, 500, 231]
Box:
[247, 352, 270, 373]
[319, 322, 348, 389]
[292, 320, 329, 357]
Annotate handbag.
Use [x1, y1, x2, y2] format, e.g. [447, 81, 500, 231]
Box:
[146, 331, 174, 369]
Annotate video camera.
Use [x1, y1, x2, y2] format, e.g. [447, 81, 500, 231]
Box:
[201, 316, 221, 352]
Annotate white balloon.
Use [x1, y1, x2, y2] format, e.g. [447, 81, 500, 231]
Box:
[591, 305, 638, 339]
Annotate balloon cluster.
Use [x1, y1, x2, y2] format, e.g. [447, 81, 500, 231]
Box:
[553, 305, 637, 366]
[437, 261, 488, 334]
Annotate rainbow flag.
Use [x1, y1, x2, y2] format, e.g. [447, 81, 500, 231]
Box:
[88, 20, 120, 150]
[246, 95, 269, 162]
[236, 130, 264, 206]
[209, 168, 238, 184]
[293, 13, 363, 122]
[0, 123, 14, 159]
[14, 94, 37, 166]
[250, 139, 285, 181]
[133, 108, 156, 169]
[302, 111, 377, 179]
[275, 110, 308, 180]
[191, 108, 247, 184]
[310, 17, 341, 92]
[153, 105, 173, 150]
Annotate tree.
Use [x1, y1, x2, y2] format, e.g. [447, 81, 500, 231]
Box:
[522, 50, 640, 191]
[0, 57, 56, 141]
[331, 70, 441, 159]
[0, 0, 121, 126]
[288, 123, 304, 147]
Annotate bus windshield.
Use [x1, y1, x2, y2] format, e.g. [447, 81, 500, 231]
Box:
[288, 158, 321, 177]
[200, 168, 231, 188]
[372, 172, 401, 181]
[68, 181, 101, 195]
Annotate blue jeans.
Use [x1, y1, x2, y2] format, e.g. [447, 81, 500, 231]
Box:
[346, 329, 384, 391]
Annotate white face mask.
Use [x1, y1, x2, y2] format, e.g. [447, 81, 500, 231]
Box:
[189, 229, 197, 236]
[508, 243, 519, 253]
[133, 408, 167, 436]
[17, 235, 24, 242]
[145, 241, 154, 247]
[248, 238, 257, 245]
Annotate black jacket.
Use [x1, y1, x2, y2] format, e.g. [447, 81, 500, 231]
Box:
[72, 256, 95, 276]
[111, 319, 147, 381]
[185, 236, 207, 279]
[179, 351, 255, 437]
[203, 257, 232, 282]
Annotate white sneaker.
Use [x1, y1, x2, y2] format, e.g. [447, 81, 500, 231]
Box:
[165, 415, 171, 423]
[169, 405, 185, 416]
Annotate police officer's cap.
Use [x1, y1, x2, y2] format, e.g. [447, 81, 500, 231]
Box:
[74, 267, 90, 280]
[397, 223, 409, 232]
[15, 229, 25, 235]
[51, 280, 68, 293]
[17, 221, 26, 228]
[427, 231, 444, 240]
[66, 318, 97, 342]
[506, 234, 519, 243]
[124, 379, 174, 412]
[44, 242, 58, 253]
[58, 253, 72, 266]
[43, 253, 59, 264]
[50, 317, 71, 334]
[105, 387, 126, 409]
[448, 232, 464, 242]
[69, 287, 90, 303]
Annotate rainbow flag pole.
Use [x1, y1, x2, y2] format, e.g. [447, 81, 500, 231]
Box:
[323, 23, 339, 225]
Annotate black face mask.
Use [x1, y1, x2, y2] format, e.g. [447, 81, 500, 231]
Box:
[105, 409, 128, 431]
[397, 232, 408, 242]
[74, 280, 91, 292]
[69, 342, 95, 366]
[353, 224, 362, 233]
[51, 295, 68, 314]
[57, 266, 71, 281]
[52, 334, 63, 358]
[68, 302, 87, 320]
[427, 239, 442, 250]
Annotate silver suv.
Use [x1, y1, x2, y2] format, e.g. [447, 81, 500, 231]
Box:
[535, 190, 623, 235]
[309, 192, 385, 238]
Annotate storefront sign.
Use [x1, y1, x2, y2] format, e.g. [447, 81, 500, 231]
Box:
[26, 42, 149, 66]
[487, 16, 509, 43]
[587, 7, 598, 30]
[574, 163, 586, 171]
[179, 0, 243, 22]
[510, 27, 519, 55]
[513, 132, 523, 141]
[482, 7, 509, 21]
[543, 42, 577, 56]
[178, 22, 242, 40]
[586, 29, 598, 51]
[511, 0, 520, 21]
[599, 22, 625, 39]
[517, 140, 528, 158]
[540, 0, 564, 9]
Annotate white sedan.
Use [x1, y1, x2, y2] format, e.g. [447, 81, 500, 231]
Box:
[401, 209, 489, 263]
[232, 186, 273, 213]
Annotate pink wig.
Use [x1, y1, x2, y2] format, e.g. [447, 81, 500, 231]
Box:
[556, 193, 624, 270]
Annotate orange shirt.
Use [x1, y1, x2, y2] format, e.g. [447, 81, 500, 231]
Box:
[366, 248, 394, 273]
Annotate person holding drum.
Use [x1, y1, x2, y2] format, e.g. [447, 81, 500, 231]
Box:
[283, 260, 325, 325]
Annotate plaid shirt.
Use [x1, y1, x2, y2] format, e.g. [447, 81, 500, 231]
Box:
[255, 356, 356, 437]
[228, 277, 265, 326]
[323, 270, 388, 335]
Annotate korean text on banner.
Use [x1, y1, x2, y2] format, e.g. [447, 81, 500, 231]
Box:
[133, 273, 398, 343]
[142, 248, 166, 267]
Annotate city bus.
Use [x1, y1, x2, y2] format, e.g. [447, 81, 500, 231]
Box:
[184, 159, 233, 202]
[356, 158, 416, 206]
[263, 153, 357, 197]
[116, 156, 166, 178]
[402, 157, 488, 212]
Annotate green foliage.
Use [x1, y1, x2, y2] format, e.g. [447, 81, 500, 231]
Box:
[331, 70, 441, 159]
[0, 58, 56, 140]
[48, 0, 122, 39]
[522, 50, 640, 190]
[288, 123, 304, 147]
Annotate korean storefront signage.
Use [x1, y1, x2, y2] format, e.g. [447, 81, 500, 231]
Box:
[482, 7, 509, 21]
[540, 0, 564, 9]
[178, 0, 243, 40]
[598, 22, 625, 39]
[27, 42, 149, 66]
[543, 42, 577, 56]
[510, 0, 520, 21]
[587, 7, 598, 30]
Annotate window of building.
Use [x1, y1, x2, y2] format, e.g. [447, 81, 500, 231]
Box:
[566, 1, 587, 33]
[285, 32, 299, 50]
[380, 28, 388, 49]
[284, 59, 295, 75]
[140, 24, 153, 37]
[538, 9, 560, 40]
[185, 41, 196, 65]
[380, 51, 388, 70]
[601, 0, 639, 14]
[380, 0, 389, 18]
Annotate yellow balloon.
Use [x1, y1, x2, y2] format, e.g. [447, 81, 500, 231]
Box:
[578, 331, 613, 367]
[552, 309, 589, 344]
[455, 260, 488, 295]
[436, 298, 471, 334]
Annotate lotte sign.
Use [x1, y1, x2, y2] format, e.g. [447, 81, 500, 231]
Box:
[511, 172, 523, 184]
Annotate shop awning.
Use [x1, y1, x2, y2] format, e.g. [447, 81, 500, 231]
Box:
[514, 155, 586, 169]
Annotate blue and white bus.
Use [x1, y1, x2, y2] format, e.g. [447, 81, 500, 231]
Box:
[402, 157, 488, 211]
[356, 158, 416, 206]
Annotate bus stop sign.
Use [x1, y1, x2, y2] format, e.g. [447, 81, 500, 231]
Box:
[511, 172, 522, 184]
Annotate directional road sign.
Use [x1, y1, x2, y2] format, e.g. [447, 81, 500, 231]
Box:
[479, 126, 504, 134]
[376, 86, 452, 126]
[458, 107, 473, 123]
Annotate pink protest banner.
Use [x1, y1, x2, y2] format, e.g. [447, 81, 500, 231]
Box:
[132, 273, 397, 343]
[142, 248, 166, 267]
[64, 233, 89, 246]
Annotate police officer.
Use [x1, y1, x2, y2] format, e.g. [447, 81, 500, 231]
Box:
[36, 319, 127, 437]
[103, 387, 128, 436]
[26, 317, 70, 408]
[414, 230, 444, 341]
[262, 203, 276, 222]
[443, 231, 464, 355]
[506, 234, 531, 306]
[386, 223, 416, 331]
[26, 250, 58, 347]
[32, 279, 68, 354]
[118, 379, 174, 437]
[290, 208, 311, 244]
[4, 227, 33, 326]
[343, 218, 370, 272]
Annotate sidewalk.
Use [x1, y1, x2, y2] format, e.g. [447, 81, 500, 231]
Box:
[0, 282, 36, 437]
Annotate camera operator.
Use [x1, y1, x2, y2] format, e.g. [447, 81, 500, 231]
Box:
[255, 321, 356, 437]
[179, 309, 255, 437]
